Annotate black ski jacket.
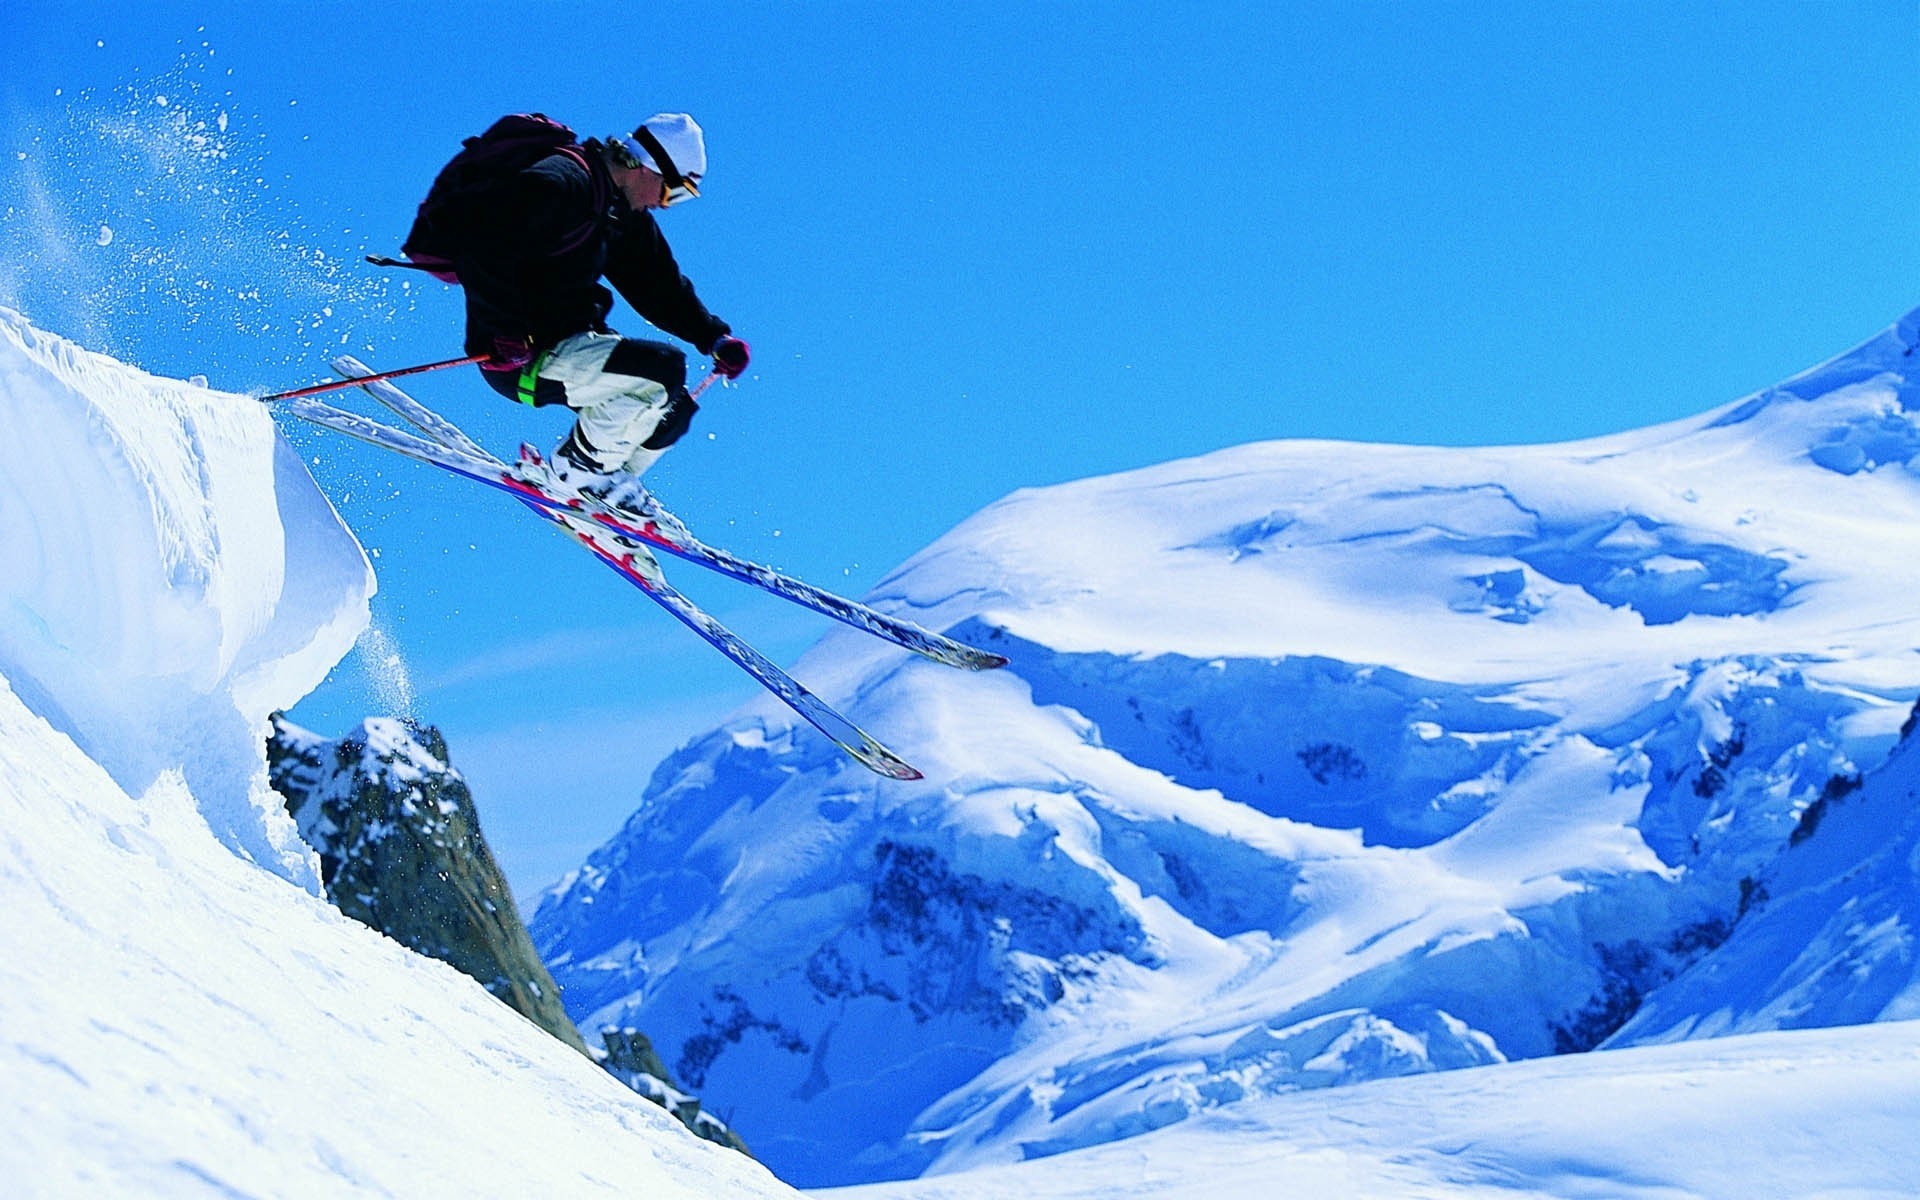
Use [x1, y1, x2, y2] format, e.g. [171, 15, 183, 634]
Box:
[451, 140, 730, 362]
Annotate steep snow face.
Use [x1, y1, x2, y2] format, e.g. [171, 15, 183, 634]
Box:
[0, 306, 370, 880]
[1615, 708, 1920, 1043]
[534, 310, 1920, 1186]
[0, 313, 792, 1197]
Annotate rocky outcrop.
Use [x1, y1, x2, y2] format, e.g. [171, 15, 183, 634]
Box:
[267, 714, 750, 1154]
[599, 1027, 751, 1155]
[267, 715, 587, 1052]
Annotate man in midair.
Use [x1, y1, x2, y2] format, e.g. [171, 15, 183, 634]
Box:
[440, 112, 749, 499]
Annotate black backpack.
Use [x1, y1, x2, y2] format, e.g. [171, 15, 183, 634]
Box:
[370, 113, 609, 283]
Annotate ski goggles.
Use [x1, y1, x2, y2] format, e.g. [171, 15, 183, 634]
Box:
[610, 131, 701, 206]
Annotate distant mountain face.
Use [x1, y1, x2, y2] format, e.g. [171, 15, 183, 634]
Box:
[268, 715, 750, 1156]
[1613, 702, 1920, 1044]
[531, 311, 1920, 1188]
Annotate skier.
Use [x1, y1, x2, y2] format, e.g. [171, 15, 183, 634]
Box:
[419, 112, 749, 499]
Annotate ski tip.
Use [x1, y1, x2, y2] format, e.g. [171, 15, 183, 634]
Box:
[937, 647, 1009, 671]
[855, 740, 925, 781]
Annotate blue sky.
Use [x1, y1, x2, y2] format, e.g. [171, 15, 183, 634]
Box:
[6, 1, 1919, 894]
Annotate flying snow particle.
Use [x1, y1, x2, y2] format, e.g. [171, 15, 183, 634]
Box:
[96, 225, 114, 247]
[358, 623, 419, 720]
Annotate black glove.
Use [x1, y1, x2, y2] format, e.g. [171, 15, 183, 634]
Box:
[711, 335, 751, 380]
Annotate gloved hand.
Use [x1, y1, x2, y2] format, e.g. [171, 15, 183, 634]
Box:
[711, 335, 751, 380]
[483, 335, 534, 373]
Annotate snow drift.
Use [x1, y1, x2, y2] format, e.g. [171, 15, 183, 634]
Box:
[0, 309, 792, 1197]
[534, 308, 1920, 1186]
[0, 307, 369, 880]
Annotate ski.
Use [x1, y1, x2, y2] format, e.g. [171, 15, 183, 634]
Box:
[327, 356, 1007, 672]
[278, 395, 923, 779]
[331, 354, 492, 461]
[552, 514, 922, 780]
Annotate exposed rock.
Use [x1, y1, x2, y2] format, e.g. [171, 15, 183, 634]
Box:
[599, 1027, 751, 1155]
[266, 714, 751, 1155]
[267, 714, 586, 1053]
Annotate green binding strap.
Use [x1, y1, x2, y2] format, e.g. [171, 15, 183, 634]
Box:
[514, 352, 550, 406]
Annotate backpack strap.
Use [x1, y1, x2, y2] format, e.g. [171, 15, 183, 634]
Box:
[364, 253, 461, 284]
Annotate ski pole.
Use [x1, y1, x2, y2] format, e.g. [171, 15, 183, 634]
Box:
[259, 353, 491, 402]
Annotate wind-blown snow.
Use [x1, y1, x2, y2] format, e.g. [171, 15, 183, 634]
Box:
[534, 308, 1920, 1187]
[0, 311, 793, 1197]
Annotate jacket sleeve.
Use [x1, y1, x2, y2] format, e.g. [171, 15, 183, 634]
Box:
[603, 210, 731, 354]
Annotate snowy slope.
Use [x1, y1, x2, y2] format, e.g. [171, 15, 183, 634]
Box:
[534, 309, 1920, 1186]
[0, 310, 794, 1197]
[7, 300, 1920, 1198]
[825, 1020, 1920, 1200]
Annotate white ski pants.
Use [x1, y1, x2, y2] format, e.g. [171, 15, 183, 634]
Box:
[538, 331, 692, 475]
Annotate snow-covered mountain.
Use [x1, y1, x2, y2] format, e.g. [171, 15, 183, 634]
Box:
[0, 308, 793, 1197]
[532, 309, 1920, 1187]
[8, 295, 1920, 1198]
[1616, 689, 1920, 1042]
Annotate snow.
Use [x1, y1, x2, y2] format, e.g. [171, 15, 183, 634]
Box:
[7, 294, 1920, 1195]
[0, 311, 795, 1197]
[1615, 703, 1920, 1043]
[0, 305, 369, 881]
[826, 1020, 1920, 1200]
[533, 308, 1920, 1187]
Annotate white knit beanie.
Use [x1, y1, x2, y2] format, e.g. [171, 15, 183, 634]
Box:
[634, 112, 706, 179]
